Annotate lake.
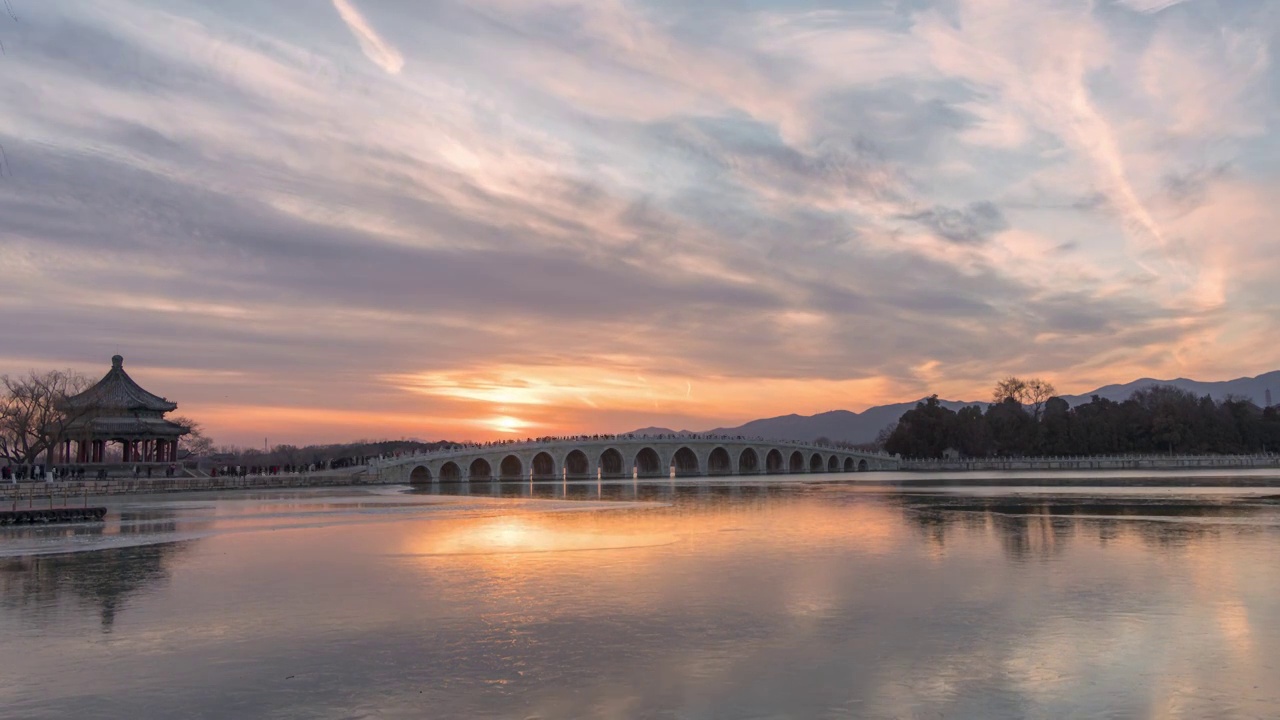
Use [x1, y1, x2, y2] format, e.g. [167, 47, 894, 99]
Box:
[2, 477, 1279, 719]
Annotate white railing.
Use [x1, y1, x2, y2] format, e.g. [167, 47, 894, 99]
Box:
[372, 434, 892, 467]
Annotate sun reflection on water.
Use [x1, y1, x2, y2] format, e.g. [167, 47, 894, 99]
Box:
[407, 515, 679, 556]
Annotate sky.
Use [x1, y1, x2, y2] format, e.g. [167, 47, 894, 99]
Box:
[1, 0, 1279, 447]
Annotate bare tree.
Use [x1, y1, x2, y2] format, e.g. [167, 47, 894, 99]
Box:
[1024, 378, 1057, 420]
[993, 376, 1029, 404]
[994, 376, 1057, 418]
[874, 422, 898, 450]
[0, 370, 92, 467]
[171, 416, 214, 459]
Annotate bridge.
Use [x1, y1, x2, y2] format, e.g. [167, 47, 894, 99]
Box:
[376, 435, 900, 484]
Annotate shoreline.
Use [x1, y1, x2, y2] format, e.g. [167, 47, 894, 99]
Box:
[6, 466, 1280, 502]
[0, 472, 387, 502]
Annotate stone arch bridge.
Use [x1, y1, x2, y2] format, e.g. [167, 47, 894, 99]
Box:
[376, 436, 899, 484]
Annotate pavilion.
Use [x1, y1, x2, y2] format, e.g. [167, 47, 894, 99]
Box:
[58, 355, 188, 466]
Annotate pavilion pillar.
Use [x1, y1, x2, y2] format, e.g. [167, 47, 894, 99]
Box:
[123, 441, 132, 463]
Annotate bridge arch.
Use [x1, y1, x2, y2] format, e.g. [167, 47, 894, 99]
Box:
[738, 448, 759, 474]
[599, 448, 625, 478]
[672, 446, 700, 477]
[564, 449, 590, 477]
[858, 459, 869, 472]
[843, 457, 855, 472]
[809, 453, 825, 472]
[409, 466, 432, 484]
[440, 461, 461, 481]
[828, 455, 839, 472]
[789, 451, 805, 473]
[707, 447, 732, 476]
[469, 458, 492, 480]
[532, 452, 556, 479]
[766, 449, 784, 473]
[500, 455, 523, 479]
[634, 447, 662, 477]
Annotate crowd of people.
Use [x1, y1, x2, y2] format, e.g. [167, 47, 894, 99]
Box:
[3, 463, 183, 482]
[373, 433, 860, 462]
[4, 435, 885, 483]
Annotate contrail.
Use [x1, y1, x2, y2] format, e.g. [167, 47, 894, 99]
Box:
[1119, 0, 1189, 13]
[0, 143, 10, 177]
[4, 0, 16, 22]
[331, 0, 404, 75]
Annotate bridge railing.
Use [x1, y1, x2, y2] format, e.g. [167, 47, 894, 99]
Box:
[372, 435, 894, 467]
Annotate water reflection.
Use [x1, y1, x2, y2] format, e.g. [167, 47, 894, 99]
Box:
[0, 482, 1277, 719]
[893, 493, 1280, 561]
[0, 541, 190, 630]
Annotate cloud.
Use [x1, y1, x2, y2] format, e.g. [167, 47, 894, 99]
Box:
[900, 202, 1009, 245]
[1, 0, 1278, 444]
[1162, 163, 1231, 210]
[332, 0, 405, 74]
[1118, 0, 1192, 14]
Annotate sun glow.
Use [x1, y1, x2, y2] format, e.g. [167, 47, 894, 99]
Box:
[487, 415, 531, 434]
[385, 363, 901, 428]
[410, 517, 678, 556]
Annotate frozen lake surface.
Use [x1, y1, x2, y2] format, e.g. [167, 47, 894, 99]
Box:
[2, 477, 1278, 719]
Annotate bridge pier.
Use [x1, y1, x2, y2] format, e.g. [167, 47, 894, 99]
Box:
[390, 439, 897, 484]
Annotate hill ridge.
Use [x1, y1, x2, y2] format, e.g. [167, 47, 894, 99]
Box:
[630, 370, 1280, 444]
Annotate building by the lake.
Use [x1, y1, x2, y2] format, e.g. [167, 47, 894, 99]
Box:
[57, 355, 188, 466]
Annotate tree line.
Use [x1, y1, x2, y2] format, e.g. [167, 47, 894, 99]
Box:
[883, 376, 1280, 459]
[208, 439, 457, 469]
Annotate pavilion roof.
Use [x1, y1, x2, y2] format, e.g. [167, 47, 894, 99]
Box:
[66, 415, 189, 437]
[64, 355, 178, 413]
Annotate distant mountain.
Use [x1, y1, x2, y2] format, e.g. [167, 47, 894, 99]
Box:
[1059, 371, 1280, 407]
[632, 400, 983, 445]
[629, 426, 686, 436]
[629, 370, 1280, 445]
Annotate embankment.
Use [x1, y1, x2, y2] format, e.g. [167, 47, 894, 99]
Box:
[0, 472, 390, 501]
